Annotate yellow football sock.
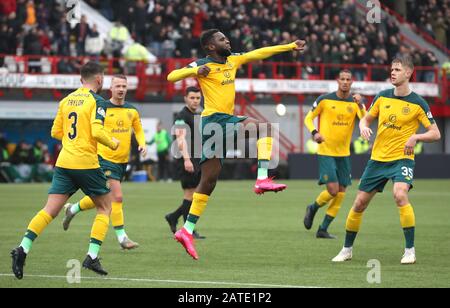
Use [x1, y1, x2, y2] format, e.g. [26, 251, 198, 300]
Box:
[27, 210, 53, 236]
[257, 137, 273, 161]
[88, 214, 110, 259]
[20, 210, 53, 254]
[315, 190, 334, 207]
[399, 204, 415, 228]
[184, 193, 210, 234]
[326, 192, 346, 218]
[189, 193, 209, 217]
[346, 208, 364, 232]
[111, 202, 124, 228]
[80, 196, 96, 211]
[90, 214, 110, 243]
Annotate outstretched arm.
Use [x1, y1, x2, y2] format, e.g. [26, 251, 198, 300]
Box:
[167, 66, 199, 83]
[167, 65, 211, 82]
[238, 40, 306, 65]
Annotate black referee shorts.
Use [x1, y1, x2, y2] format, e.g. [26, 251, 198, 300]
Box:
[177, 158, 201, 190]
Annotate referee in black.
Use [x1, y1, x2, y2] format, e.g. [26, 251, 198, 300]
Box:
[165, 87, 205, 239]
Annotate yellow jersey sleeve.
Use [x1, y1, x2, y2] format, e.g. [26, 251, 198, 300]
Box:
[132, 111, 146, 147]
[368, 94, 382, 118]
[357, 104, 367, 120]
[167, 66, 199, 82]
[90, 99, 117, 150]
[51, 101, 64, 140]
[304, 97, 323, 133]
[231, 43, 297, 67]
[417, 101, 435, 129]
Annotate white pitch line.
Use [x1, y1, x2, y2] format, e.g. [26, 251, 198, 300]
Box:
[0, 273, 320, 288]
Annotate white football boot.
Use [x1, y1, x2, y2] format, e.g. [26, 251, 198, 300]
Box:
[401, 247, 416, 265]
[332, 247, 353, 262]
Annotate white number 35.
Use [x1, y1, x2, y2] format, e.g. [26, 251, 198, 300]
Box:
[401, 167, 414, 178]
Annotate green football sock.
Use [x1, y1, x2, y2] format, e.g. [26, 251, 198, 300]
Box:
[88, 239, 102, 259]
[183, 215, 199, 234]
[257, 160, 269, 180]
[20, 230, 37, 254]
[319, 215, 335, 232]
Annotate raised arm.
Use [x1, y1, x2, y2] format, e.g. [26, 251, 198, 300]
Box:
[238, 40, 305, 65]
[167, 66, 200, 83]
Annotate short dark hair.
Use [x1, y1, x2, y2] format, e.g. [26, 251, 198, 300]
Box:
[392, 55, 414, 70]
[185, 86, 201, 96]
[80, 62, 104, 80]
[200, 29, 220, 51]
[337, 69, 352, 78]
[112, 74, 127, 81]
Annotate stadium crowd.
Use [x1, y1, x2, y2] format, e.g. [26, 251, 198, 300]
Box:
[0, 0, 444, 81]
[0, 133, 53, 183]
[384, 0, 449, 50]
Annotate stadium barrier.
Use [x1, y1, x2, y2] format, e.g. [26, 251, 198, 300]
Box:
[0, 55, 447, 103]
[288, 153, 450, 179]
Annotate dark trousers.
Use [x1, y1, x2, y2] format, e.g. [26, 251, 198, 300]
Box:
[157, 150, 169, 181]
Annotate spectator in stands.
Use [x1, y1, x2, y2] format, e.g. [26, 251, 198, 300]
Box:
[432, 11, 448, 48]
[24, 0, 36, 30]
[124, 39, 154, 74]
[54, 15, 70, 56]
[421, 50, 439, 82]
[36, 2, 49, 30]
[148, 121, 172, 182]
[175, 30, 195, 58]
[149, 15, 165, 57]
[192, 3, 209, 39]
[0, 0, 17, 20]
[37, 28, 51, 55]
[0, 0, 443, 81]
[98, 0, 114, 21]
[73, 14, 90, 56]
[109, 20, 130, 58]
[85, 24, 104, 60]
[10, 140, 34, 182]
[132, 0, 149, 46]
[0, 133, 14, 182]
[31, 140, 52, 182]
[370, 48, 389, 81]
[354, 47, 370, 81]
[23, 27, 42, 55]
[0, 24, 11, 60]
[57, 57, 77, 74]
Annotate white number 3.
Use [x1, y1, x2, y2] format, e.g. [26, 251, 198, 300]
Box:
[401, 167, 414, 178]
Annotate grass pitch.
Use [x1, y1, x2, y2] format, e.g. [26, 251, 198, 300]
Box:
[0, 180, 449, 288]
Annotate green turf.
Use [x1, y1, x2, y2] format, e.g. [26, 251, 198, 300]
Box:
[0, 180, 449, 288]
